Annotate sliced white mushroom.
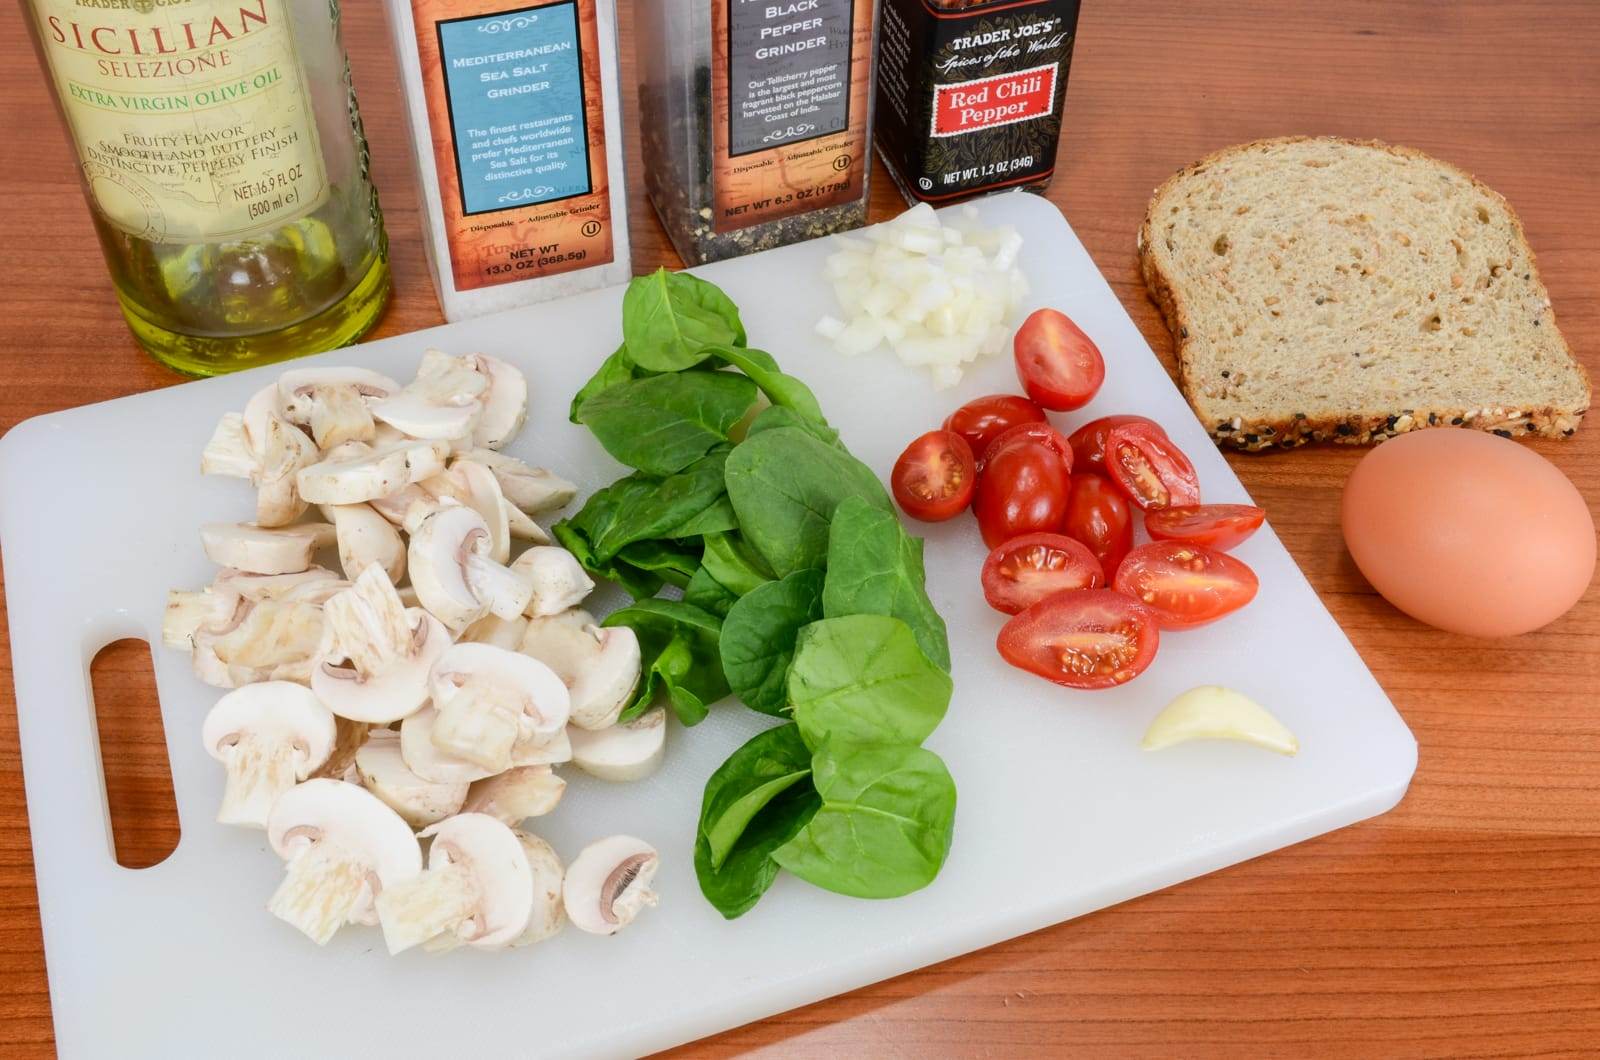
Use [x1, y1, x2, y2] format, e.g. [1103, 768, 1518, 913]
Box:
[400, 706, 571, 784]
[562, 835, 659, 936]
[368, 482, 443, 534]
[511, 546, 594, 618]
[504, 502, 550, 544]
[278, 367, 400, 451]
[409, 505, 534, 630]
[376, 812, 533, 955]
[1141, 686, 1299, 756]
[450, 459, 514, 563]
[211, 565, 346, 603]
[312, 565, 450, 723]
[311, 716, 371, 783]
[427, 643, 571, 772]
[355, 730, 467, 828]
[323, 503, 406, 583]
[510, 832, 565, 946]
[370, 350, 487, 440]
[254, 413, 318, 528]
[456, 450, 576, 515]
[192, 597, 325, 688]
[462, 766, 565, 825]
[200, 412, 254, 479]
[201, 682, 337, 828]
[520, 610, 641, 730]
[163, 589, 236, 650]
[199, 522, 334, 576]
[296, 437, 450, 505]
[568, 707, 666, 782]
[242, 383, 286, 459]
[266, 779, 422, 945]
[459, 613, 530, 651]
[468, 354, 528, 450]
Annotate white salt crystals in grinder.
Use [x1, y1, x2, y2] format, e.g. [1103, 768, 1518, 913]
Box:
[384, 0, 630, 319]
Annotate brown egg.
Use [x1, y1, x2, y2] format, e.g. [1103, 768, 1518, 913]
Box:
[1341, 428, 1595, 637]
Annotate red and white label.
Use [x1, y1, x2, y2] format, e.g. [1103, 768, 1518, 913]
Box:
[930, 62, 1058, 138]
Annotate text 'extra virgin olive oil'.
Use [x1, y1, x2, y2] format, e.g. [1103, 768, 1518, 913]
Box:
[22, 0, 391, 375]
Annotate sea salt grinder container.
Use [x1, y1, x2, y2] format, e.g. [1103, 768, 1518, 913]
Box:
[383, 0, 630, 319]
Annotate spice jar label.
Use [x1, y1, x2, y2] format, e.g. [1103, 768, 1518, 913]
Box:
[412, 0, 615, 291]
[709, 0, 875, 233]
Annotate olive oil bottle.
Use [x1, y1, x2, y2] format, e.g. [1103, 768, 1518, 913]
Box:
[21, 0, 391, 376]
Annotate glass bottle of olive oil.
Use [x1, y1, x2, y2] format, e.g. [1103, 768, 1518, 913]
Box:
[21, 0, 391, 376]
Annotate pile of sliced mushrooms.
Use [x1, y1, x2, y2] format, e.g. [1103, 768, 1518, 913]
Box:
[165, 352, 664, 954]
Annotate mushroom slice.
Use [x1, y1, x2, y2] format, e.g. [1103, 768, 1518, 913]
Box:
[1141, 686, 1299, 756]
[312, 565, 449, 723]
[201, 682, 337, 828]
[450, 459, 514, 563]
[241, 383, 286, 458]
[401, 707, 572, 784]
[200, 522, 334, 576]
[192, 597, 325, 688]
[370, 350, 488, 441]
[562, 835, 659, 936]
[355, 730, 467, 829]
[462, 766, 565, 825]
[459, 613, 530, 651]
[201, 412, 255, 479]
[376, 812, 533, 955]
[510, 832, 565, 946]
[427, 643, 571, 772]
[504, 502, 550, 544]
[296, 437, 451, 506]
[568, 707, 666, 782]
[469, 355, 528, 450]
[511, 546, 594, 618]
[368, 483, 443, 533]
[163, 589, 235, 650]
[409, 505, 534, 630]
[267, 779, 423, 945]
[212, 565, 346, 603]
[311, 716, 371, 783]
[254, 413, 318, 528]
[455, 450, 577, 515]
[324, 503, 406, 583]
[520, 610, 641, 730]
[278, 367, 401, 450]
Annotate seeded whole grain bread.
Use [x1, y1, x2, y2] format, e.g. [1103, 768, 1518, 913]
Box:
[1137, 137, 1590, 451]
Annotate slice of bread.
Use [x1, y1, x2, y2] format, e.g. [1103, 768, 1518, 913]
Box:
[1138, 137, 1590, 451]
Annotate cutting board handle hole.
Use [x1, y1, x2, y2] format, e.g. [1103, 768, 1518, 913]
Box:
[89, 639, 180, 869]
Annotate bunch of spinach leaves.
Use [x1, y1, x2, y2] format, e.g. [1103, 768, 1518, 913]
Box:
[558, 268, 958, 918]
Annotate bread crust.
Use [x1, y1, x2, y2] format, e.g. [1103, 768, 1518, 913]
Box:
[1136, 135, 1591, 452]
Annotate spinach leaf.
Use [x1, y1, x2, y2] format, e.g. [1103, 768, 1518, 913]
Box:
[697, 722, 814, 868]
[602, 599, 728, 725]
[552, 521, 663, 599]
[621, 269, 746, 372]
[576, 371, 758, 476]
[695, 778, 820, 920]
[683, 565, 739, 619]
[720, 569, 825, 716]
[569, 344, 644, 423]
[822, 496, 950, 671]
[772, 742, 957, 899]
[615, 539, 699, 590]
[724, 426, 891, 576]
[788, 615, 951, 749]
[706, 345, 827, 424]
[560, 448, 730, 563]
[700, 531, 774, 597]
[668, 494, 739, 538]
[745, 404, 843, 448]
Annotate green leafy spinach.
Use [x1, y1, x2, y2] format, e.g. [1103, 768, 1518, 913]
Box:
[576, 371, 758, 476]
[823, 496, 951, 671]
[719, 569, 825, 716]
[787, 614, 951, 749]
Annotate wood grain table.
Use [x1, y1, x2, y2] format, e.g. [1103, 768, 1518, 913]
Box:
[2, 1, 1597, 1056]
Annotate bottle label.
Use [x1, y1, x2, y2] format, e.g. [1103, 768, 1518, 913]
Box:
[709, 0, 874, 233]
[28, 0, 329, 243]
[413, 0, 615, 291]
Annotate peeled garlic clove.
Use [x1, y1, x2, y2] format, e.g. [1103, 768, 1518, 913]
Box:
[1141, 686, 1298, 756]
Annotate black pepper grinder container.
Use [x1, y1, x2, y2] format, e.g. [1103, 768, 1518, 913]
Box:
[637, 0, 882, 264]
[875, 0, 1080, 205]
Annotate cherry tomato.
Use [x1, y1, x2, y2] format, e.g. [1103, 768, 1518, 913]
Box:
[980, 421, 1072, 471]
[1113, 541, 1259, 629]
[1063, 473, 1134, 575]
[891, 430, 976, 522]
[1067, 414, 1163, 473]
[1104, 422, 1201, 510]
[981, 533, 1105, 614]
[997, 589, 1159, 690]
[1145, 504, 1266, 552]
[943, 394, 1046, 457]
[1013, 308, 1106, 411]
[973, 440, 1070, 548]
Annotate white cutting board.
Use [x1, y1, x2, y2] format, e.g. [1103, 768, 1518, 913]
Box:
[0, 194, 1415, 1059]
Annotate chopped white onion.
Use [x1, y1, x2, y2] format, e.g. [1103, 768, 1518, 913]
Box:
[817, 203, 1027, 389]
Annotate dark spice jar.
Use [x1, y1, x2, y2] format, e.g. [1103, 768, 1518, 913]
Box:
[875, 0, 1080, 205]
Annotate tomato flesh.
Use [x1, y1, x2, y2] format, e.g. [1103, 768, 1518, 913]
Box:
[980, 421, 1072, 472]
[1144, 504, 1266, 551]
[1013, 308, 1106, 412]
[1104, 422, 1201, 510]
[1063, 473, 1135, 575]
[1113, 541, 1259, 629]
[998, 589, 1159, 689]
[973, 440, 1070, 548]
[943, 394, 1047, 457]
[981, 532, 1105, 615]
[1067, 414, 1162, 473]
[891, 429, 976, 522]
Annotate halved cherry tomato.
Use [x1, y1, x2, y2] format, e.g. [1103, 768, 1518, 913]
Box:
[1145, 504, 1266, 551]
[998, 589, 1159, 689]
[980, 421, 1072, 471]
[943, 394, 1046, 457]
[1013, 308, 1105, 411]
[981, 532, 1105, 615]
[1113, 541, 1259, 629]
[1063, 473, 1134, 575]
[1104, 422, 1201, 510]
[1067, 414, 1162, 473]
[891, 430, 976, 522]
[973, 439, 1069, 548]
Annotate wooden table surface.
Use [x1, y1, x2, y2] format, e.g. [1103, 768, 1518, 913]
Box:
[2, 1, 1597, 1056]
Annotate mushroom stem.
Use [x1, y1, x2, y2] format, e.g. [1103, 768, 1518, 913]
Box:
[462, 551, 534, 620]
[217, 734, 302, 828]
[431, 684, 523, 772]
[268, 843, 375, 946]
[376, 859, 480, 955]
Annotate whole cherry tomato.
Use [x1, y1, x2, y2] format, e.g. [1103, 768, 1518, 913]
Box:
[1113, 540, 1260, 629]
[1104, 421, 1201, 510]
[980, 421, 1072, 472]
[997, 589, 1159, 689]
[1013, 308, 1106, 412]
[1067, 414, 1163, 473]
[943, 394, 1046, 457]
[981, 532, 1105, 614]
[891, 429, 976, 522]
[1144, 504, 1266, 552]
[1063, 473, 1134, 575]
[973, 440, 1070, 548]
